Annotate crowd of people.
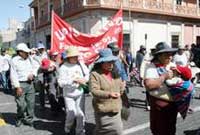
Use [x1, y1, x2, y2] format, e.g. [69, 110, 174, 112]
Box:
[0, 41, 199, 135]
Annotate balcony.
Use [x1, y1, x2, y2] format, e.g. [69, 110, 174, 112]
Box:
[36, 0, 200, 28]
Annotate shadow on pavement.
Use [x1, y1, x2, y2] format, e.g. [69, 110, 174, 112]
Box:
[0, 88, 14, 96]
[34, 93, 65, 121]
[33, 120, 95, 135]
[33, 93, 96, 135]
[129, 98, 147, 109]
[34, 120, 66, 135]
[1, 112, 16, 126]
[34, 103, 65, 121]
[85, 122, 95, 135]
[184, 128, 200, 135]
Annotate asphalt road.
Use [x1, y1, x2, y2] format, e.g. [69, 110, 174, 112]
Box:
[0, 85, 200, 135]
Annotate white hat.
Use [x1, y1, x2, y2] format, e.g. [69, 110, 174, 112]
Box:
[37, 43, 45, 49]
[16, 43, 31, 53]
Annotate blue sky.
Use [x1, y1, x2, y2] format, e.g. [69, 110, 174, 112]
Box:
[0, 0, 32, 29]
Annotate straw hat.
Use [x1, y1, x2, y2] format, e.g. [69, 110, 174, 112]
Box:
[66, 46, 79, 58]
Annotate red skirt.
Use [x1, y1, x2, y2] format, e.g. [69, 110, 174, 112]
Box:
[149, 95, 178, 135]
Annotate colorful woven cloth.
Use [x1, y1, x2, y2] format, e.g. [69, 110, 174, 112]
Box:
[155, 64, 194, 119]
[169, 80, 194, 119]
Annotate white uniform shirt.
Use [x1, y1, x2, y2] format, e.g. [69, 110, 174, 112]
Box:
[57, 62, 89, 98]
[0, 55, 9, 72]
[10, 56, 38, 88]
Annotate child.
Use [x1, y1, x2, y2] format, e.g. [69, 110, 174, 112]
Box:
[40, 58, 61, 115]
[166, 65, 194, 119]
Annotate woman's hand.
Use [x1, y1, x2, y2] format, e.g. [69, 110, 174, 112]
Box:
[109, 92, 121, 99]
[163, 71, 173, 80]
[74, 78, 86, 85]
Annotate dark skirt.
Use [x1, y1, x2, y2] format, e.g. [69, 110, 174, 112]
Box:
[149, 95, 178, 135]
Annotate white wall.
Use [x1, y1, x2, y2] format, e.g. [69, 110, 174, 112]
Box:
[137, 21, 167, 51]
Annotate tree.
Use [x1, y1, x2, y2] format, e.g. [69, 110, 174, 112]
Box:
[0, 35, 2, 49]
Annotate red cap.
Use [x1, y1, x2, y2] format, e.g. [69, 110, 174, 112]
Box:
[41, 58, 50, 70]
[49, 51, 59, 56]
[176, 65, 192, 80]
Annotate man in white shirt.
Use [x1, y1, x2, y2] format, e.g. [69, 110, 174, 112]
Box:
[0, 48, 11, 93]
[10, 43, 37, 127]
[173, 46, 188, 66]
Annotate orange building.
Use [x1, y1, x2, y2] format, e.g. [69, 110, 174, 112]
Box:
[29, 0, 200, 55]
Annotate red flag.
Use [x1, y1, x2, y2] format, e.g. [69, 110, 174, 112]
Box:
[51, 9, 123, 64]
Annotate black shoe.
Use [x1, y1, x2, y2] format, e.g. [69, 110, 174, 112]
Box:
[23, 120, 33, 127]
[15, 120, 22, 127]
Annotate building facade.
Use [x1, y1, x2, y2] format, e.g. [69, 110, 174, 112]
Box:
[0, 18, 24, 48]
[16, 17, 36, 48]
[29, 0, 200, 55]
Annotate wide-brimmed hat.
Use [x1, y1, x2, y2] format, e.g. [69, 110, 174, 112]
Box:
[37, 42, 45, 49]
[95, 48, 118, 64]
[16, 43, 31, 53]
[107, 42, 120, 52]
[154, 42, 177, 55]
[66, 46, 79, 58]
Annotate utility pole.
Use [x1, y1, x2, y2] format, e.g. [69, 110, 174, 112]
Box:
[145, 33, 147, 48]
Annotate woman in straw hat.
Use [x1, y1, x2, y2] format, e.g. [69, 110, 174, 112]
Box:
[144, 42, 178, 135]
[89, 48, 125, 135]
[57, 46, 89, 135]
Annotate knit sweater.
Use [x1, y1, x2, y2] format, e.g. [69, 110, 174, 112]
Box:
[89, 70, 124, 113]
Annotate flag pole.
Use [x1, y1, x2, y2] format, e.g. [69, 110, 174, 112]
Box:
[50, 10, 54, 51]
[128, 0, 131, 21]
[120, 0, 123, 9]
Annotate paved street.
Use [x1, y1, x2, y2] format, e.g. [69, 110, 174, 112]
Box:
[0, 85, 200, 135]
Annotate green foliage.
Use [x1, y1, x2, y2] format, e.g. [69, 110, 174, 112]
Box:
[7, 47, 16, 56]
[0, 35, 2, 49]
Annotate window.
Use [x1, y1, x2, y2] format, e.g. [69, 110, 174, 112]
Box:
[49, 4, 53, 11]
[64, 0, 68, 5]
[46, 35, 51, 49]
[41, 10, 44, 17]
[176, 0, 182, 5]
[199, 0, 200, 8]
[171, 35, 179, 48]
[196, 36, 200, 46]
[123, 33, 130, 48]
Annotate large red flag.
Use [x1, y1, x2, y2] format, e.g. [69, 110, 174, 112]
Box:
[51, 9, 123, 64]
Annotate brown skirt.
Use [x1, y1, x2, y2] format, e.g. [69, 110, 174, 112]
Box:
[149, 95, 178, 135]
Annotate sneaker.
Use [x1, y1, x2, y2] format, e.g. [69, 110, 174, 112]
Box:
[146, 106, 150, 111]
[188, 108, 194, 114]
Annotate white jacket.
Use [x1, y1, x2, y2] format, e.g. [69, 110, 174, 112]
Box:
[57, 61, 89, 98]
